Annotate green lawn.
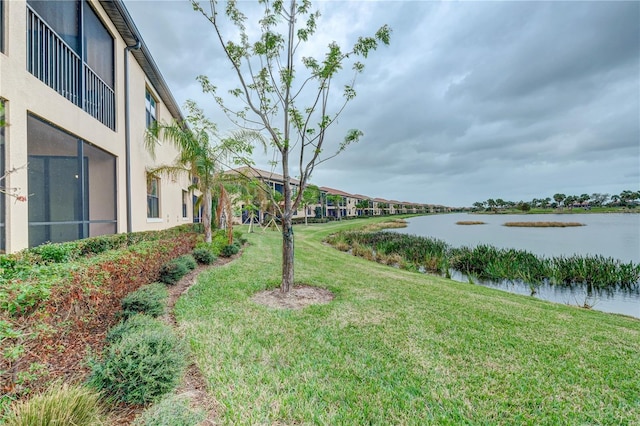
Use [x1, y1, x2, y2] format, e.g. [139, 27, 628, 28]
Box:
[175, 219, 640, 425]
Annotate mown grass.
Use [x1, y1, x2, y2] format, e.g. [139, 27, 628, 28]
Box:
[456, 221, 486, 225]
[175, 218, 640, 425]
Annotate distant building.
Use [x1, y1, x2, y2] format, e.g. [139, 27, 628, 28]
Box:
[227, 167, 431, 223]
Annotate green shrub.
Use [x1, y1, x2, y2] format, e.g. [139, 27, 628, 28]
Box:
[177, 254, 197, 271]
[89, 326, 188, 405]
[158, 259, 189, 285]
[28, 242, 79, 264]
[120, 283, 168, 319]
[3, 382, 105, 426]
[220, 243, 240, 257]
[106, 314, 166, 344]
[233, 230, 247, 245]
[0, 228, 200, 402]
[133, 394, 205, 426]
[192, 248, 216, 265]
[0, 279, 54, 316]
[78, 234, 128, 256]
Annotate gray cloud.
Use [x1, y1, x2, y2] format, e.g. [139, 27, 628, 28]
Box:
[124, 0, 639, 206]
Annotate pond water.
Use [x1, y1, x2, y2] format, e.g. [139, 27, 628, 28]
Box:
[394, 213, 640, 318]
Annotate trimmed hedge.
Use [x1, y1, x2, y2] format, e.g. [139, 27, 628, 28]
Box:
[0, 226, 200, 404]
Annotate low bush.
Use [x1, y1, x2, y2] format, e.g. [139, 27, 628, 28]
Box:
[220, 243, 240, 257]
[291, 217, 330, 224]
[208, 232, 229, 256]
[192, 248, 216, 265]
[106, 314, 166, 344]
[233, 230, 247, 245]
[133, 394, 205, 426]
[177, 255, 197, 271]
[88, 326, 188, 405]
[159, 259, 189, 285]
[120, 283, 168, 319]
[3, 382, 106, 426]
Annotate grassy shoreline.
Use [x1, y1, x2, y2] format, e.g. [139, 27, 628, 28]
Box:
[175, 218, 640, 424]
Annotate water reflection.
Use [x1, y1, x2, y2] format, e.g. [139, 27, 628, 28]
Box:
[399, 213, 640, 263]
[391, 213, 640, 318]
[448, 270, 640, 319]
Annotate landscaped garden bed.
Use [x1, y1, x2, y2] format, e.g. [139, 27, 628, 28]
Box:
[0, 225, 203, 416]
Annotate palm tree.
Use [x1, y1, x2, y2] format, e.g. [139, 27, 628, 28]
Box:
[233, 177, 269, 233]
[326, 194, 344, 220]
[145, 101, 255, 243]
[553, 193, 566, 208]
[355, 199, 371, 216]
[620, 190, 640, 207]
[301, 184, 320, 225]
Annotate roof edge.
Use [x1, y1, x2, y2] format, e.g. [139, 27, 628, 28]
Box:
[100, 0, 184, 122]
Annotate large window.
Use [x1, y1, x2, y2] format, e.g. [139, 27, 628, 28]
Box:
[182, 190, 188, 218]
[82, 1, 114, 88]
[193, 194, 202, 223]
[147, 176, 160, 219]
[27, 115, 116, 247]
[146, 89, 157, 129]
[27, 0, 115, 129]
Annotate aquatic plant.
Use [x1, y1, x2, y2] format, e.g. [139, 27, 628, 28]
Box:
[550, 255, 640, 289]
[326, 231, 640, 290]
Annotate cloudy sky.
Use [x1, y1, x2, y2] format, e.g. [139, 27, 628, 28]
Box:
[123, 0, 639, 207]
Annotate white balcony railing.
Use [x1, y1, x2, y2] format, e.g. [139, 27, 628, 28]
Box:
[27, 6, 115, 130]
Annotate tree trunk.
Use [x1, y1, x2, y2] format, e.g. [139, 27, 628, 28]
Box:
[281, 162, 294, 293]
[281, 214, 294, 293]
[203, 190, 213, 243]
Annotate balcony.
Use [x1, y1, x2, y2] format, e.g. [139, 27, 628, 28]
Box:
[27, 6, 115, 130]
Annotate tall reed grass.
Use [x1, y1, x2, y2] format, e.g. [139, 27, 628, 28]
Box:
[326, 231, 640, 290]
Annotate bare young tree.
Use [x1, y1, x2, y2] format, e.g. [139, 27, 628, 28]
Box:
[192, 0, 391, 293]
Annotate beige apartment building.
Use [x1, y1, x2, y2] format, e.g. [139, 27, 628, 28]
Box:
[0, 0, 191, 253]
[230, 167, 431, 223]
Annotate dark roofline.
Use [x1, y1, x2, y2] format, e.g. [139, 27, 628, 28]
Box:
[99, 0, 184, 122]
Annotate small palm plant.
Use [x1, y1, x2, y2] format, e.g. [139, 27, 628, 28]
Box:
[145, 100, 261, 243]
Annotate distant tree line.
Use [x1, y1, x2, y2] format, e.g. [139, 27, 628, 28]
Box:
[472, 190, 640, 212]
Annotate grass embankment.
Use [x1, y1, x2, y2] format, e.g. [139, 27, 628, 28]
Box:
[175, 218, 640, 425]
[504, 222, 584, 227]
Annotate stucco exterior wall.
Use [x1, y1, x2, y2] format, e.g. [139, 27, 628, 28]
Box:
[0, 0, 190, 252]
